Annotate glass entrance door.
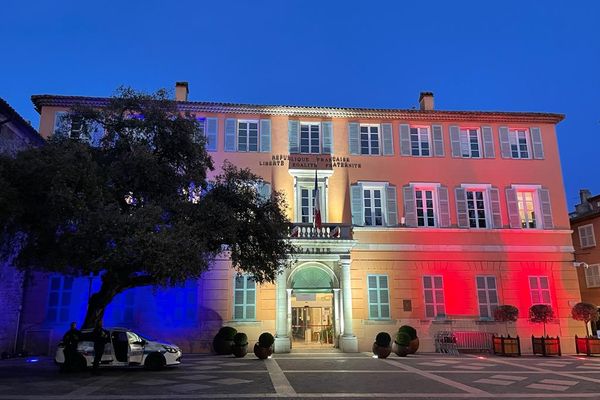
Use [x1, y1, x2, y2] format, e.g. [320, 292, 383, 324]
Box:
[291, 292, 334, 347]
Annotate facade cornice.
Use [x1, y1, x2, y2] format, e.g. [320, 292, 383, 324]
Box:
[31, 95, 565, 124]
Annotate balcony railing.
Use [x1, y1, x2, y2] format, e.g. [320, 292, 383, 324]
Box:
[288, 223, 352, 240]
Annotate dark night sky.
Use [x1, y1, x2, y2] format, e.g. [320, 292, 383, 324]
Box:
[1, 0, 598, 209]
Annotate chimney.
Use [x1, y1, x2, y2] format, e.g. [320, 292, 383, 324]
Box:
[175, 81, 189, 102]
[575, 189, 593, 215]
[419, 92, 434, 111]
[580, 189, 592, 204]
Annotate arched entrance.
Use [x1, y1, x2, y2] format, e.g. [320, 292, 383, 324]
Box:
[288, 264, 338, 348]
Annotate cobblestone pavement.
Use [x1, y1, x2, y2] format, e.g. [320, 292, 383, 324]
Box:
[2, 351, 600, 399]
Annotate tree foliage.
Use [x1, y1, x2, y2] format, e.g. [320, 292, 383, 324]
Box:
[529, 304, 555, 337]
[572, 302, 599, 337]
[0, 87, 294, 327]
[494, 305, 519, 323]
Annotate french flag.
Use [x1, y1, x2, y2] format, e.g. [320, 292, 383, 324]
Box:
[313, 170, 322, 229]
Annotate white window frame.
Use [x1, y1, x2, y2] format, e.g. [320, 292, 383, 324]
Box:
[237, 119, 260, 152]
[299, 122, 321, 154]
[423, 275, 446, 319]
[512, 185, 542, 229]
[410, 126, 431, 157]
[508, 128, 531, 159]
[294, 180, 327, 224]
[585, 264, 600, 288]
[459, 128, 482, 158]
[476, 276, 499, 320]
[412, 184, 439, 227]
[359, 124, 381, 155]
[461, 184, 492, 229]
[362, 185, 385, 227]
[367, 274, 391, 320]
[579, 224, 596, 248]
[233, 275, 256, 321]
[529, 276, 551, 305]
[47, 276, 74, 323]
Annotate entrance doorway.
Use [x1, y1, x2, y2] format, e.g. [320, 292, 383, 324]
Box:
[291, 292, 334, 347]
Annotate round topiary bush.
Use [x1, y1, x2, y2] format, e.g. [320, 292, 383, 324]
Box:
[258, 332, 275, 348]
[395, 331, 411, 346]
[233, 333, 248, 346]
[375, 332, 392, 347]
[572, 302, 599, 337]
[218, 326, 238, 341]
[213, 326, 238, 355]
[398, 325, 417, 341]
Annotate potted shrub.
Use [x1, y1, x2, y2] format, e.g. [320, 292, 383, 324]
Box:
[530, 304, 561, 356]
[572, 302, 600, 356]
[392, 330, 411, 357]
[492, 305, 521, 356]
[398, 325, 419, 354]
[231, 332, 248, 358]
[372, 332, 392, 359]
[212, 326, 237, 355]
[254, 332, 274, 359]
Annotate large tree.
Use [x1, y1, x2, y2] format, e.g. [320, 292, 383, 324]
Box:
[0, 87, 294, 328]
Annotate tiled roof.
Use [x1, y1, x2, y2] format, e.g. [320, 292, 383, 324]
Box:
[0, 98, 44, 145]
[31, 94, 565, 124]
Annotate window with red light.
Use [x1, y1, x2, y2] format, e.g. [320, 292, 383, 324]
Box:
[529, 276, 551, 305]
[415, 188, 436, 227]
[508, 129, 530, 159]
[423, 275, 445, 318]
[476, 276, 498, 319]
[516, 190, 537, 228]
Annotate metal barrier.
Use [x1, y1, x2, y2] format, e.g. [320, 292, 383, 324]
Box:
[434, 331, 458, 355]
[454, 331, 493, 353]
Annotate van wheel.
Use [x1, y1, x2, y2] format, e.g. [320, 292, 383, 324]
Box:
[144, 353, 166, 370]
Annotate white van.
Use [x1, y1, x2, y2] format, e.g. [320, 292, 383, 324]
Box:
[55, 327, 182, 370]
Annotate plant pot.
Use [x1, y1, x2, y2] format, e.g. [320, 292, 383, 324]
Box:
[492, 335, 521, 356]
[392, 342, 410, 357]
[213, 338, 234, 355]
[408, 338, 419, 354]
[231, 344, 248, 358]
[531, 335, 561, 357]
[372, 342, 392, 359]
[253, 343, 273, 359]
[575, 336, 600, 356]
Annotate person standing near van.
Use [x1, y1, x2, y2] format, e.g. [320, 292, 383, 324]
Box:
[62, 322, 80, 372]
[91, 320, 109, 374]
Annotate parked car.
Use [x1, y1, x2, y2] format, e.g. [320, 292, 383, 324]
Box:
[55, 327, 182, 371]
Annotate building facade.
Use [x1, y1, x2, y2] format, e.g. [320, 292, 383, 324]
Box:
[21, 84, 582, 354]
[0, 98, 45, 356]
[570, 189, 600, 333]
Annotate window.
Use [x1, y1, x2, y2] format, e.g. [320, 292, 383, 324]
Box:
[233, 275, 256, 320]
[360, 124, 380, 155]
[237, 120, 259, 152]
[423, 275, 445, 318]
[529, 276, 551, 305]
[579, 224, 596, 248]
[459, 128, 481, 158]
[410, 127, 430, 156]
[193, 118, 205, 144]
[415, 188, 436, 227]
[368, 275, 390, 319]
[516, 190, 537, 228]
[300, 123, 320, 154]
[585, 264, 600, 288]
[508, 129, 530, 159]
[363, 188, 383, 226]
[47, 276, 74, 323]
[295, 180, 326, 223]
[106, 290, 135, 324]
[156, 280, 198, 325]
[466, 190, 488, 228]
[476, 276, 499, 319]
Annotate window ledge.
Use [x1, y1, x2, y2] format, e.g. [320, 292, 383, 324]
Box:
[224, 320, 261, 326]
[363, 319, 396, 325]
[476, 319, 496, 325]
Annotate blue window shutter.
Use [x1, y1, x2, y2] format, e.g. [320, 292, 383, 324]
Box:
[482, 126, 495, 158]
[402, 185, 417, 227]
[322, 121, 333, 154]
[350, 184, 364, 226]
[348, 122, 360, 155]
[385, 185, 398, 226]
[530, 127, 544, 159]
[260, 119, 271, 152]
[499, 126, 511, 158]
[538, 188, 553, 229]
[224, 118, 236, 152]
[437, 186, 450, 228]
[455, 187, 468, 228]
[489, 187, 502, 228]
[449, 125, 461, 157]
[432, 125, 444, 157]
[399, 124, 411, 156]
[505, 188, 520, 228]
[381, 123, 394, 155]
[288, 120, 299, 153]
[206, 118, 218, 152]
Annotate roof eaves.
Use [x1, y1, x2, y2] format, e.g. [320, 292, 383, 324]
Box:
[0, 98, 44, 145]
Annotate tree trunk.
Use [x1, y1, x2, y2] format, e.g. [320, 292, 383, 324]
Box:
[82, 275, 122, 329]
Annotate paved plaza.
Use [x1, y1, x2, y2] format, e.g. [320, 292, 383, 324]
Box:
[2, 351, 600, 399]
